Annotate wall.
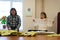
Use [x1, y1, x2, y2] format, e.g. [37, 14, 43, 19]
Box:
[35, 0, 42, 18]
[35, 0, 60, 19]
[23, 0, 35, 32]
[44, 0, 60, 19]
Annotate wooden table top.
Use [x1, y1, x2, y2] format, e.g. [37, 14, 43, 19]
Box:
[0, 35, 60, 40]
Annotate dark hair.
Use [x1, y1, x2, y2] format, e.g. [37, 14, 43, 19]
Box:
[10, 8, 17, 15]
[41, 12, 47, 18]
[58, 12, 60, 14]
[58, 12, 60, 17]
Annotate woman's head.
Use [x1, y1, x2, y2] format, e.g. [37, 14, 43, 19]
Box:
[10, 8, 17, 16]
[40, 12, 47, 19]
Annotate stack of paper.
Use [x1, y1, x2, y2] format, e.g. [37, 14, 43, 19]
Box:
[47, 34, 60, 37]
[0, 30, 17, 36]
[36, 31, 55, 35]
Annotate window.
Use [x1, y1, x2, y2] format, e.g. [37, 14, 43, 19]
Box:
[0, 1, 10, 18]
[0, 0, 23, 31]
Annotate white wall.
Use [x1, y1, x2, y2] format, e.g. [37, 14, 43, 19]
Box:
[44, 0, 60, 19]
[35, 0, 60, 21]
[23, 0, 35, 32]
[35, 0, 42, 18]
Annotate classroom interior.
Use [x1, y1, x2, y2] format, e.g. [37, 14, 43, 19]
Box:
[0, 0, 60, 40]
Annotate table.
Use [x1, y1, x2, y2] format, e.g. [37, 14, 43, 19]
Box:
[0, 35, 60, 40]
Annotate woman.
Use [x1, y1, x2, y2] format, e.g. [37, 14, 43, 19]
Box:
[33, 12, 52, 32]
[39, 12, 47, 31]
[7, 8, 21, 31]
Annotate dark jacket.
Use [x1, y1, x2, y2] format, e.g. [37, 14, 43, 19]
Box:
[7, 15, 21, 30]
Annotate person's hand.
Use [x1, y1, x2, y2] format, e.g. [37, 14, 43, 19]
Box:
[33, 19, 35, 22]
[52, 21, 54, 24]
[15, 28, 19, 32]
[8, 27, 11, 30]
[2, 16, 6, 19]
[15, 29, 17, 30]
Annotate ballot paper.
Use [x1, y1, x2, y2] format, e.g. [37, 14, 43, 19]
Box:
[20, 31, 37, 36]
[47, 34, 60, 37]
[36, 31, 55, 35]
[0, 30, 17, 36]
[0, 30, 37, 36]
